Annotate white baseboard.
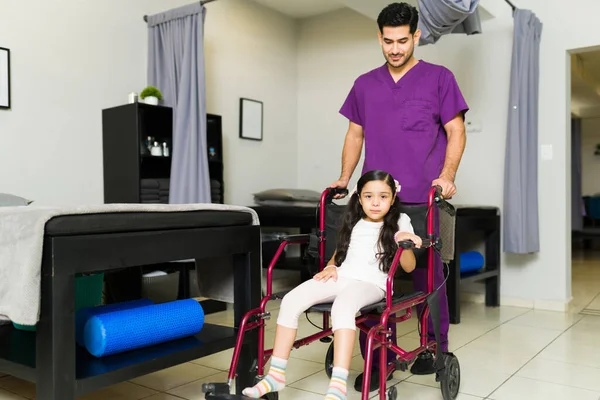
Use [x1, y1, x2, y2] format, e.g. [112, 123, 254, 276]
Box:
[460, 291, 573, 313]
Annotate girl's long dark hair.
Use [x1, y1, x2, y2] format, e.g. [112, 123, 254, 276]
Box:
[333, 170, 401, 273]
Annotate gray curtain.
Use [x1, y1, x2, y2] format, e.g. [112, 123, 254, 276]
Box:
[503, 9, 543, 254]
[147, 3, 211, 204]
[417, 0, 482, 46]
[571, 117, 583, 231]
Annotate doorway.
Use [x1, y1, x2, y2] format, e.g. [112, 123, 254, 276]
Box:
[569, 49, 600, 316]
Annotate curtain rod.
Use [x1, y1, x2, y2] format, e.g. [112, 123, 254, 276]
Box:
[505, 0, 516, 10]
[143, 0, 217, 22]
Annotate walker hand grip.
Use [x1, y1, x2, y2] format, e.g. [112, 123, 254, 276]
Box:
[331, 188, 349, 196]
[433, 185, 456, 217]
[327, 187, 349, 199]
[398, 239, 432, 249]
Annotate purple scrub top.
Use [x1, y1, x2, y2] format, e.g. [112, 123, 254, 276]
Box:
[339, 61, 469, 204]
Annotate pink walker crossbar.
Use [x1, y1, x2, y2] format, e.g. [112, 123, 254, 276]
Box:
[203, 186, 460, 400]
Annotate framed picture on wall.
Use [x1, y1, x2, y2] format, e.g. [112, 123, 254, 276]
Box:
[239, 98, 263, 141]
[0, 47, 10, 109]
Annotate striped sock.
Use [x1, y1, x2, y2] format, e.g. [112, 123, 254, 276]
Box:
[242, 356, 287, 398]
[325, 366, 348, 400]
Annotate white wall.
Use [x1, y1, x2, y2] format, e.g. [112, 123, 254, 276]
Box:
[0, 0, 297, 206]
[204, 0, 298, 205]
[581, 118, 600, 196]
[297, 1, 600, 309]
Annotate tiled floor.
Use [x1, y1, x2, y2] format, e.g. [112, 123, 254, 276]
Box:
[1, 254, 599, 400]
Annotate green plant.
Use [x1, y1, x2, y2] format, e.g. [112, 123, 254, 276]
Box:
[140, 86, 163, 100]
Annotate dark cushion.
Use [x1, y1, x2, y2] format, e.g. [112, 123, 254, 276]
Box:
[44, 210, 253, 236]
[455, 205, 499, 217]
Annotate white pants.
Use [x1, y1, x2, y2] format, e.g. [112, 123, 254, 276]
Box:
[276, 277, 385, 332]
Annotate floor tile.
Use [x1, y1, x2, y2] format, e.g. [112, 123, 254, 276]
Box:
[142, 394, 185, 400]
[0, 376, 34, 399]
[79, 382, 158, 400]
[506, 309, 583, 331]
[388, 381, 484, 399]
[130, 362, 221, 392]
[489, 376, 600, 400]
[0, 389, 27, 400]
[406, 363, 510, 398]
[536, 332, 600, 369]
[453, 343, 534, 375]
[167, 371, 230, 399]
[516, 357, 600, 392]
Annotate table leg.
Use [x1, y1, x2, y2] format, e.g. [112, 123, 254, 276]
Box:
[36, 249, 76, 400]
[233, 248, 261, 393]
[485, 225, 501, 307]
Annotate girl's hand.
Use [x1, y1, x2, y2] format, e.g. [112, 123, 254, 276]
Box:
[394, 231, 423, 248]
[314, 265, 338, 282]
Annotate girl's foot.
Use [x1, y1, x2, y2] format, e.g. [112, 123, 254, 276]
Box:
[325, 366, 349, 399]
[242, 356, 287, 398]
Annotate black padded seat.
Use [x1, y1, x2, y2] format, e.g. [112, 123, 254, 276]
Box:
[44, 210, 254, 236]
[273, 290, 425, 315]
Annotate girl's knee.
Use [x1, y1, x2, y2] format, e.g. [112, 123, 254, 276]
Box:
[277, 294, 304, 328]
[331, 305, 358, 331]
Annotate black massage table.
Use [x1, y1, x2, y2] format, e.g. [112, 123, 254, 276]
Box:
[0, 210, 261, 400]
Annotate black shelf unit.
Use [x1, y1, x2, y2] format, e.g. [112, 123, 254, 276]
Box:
[102, 103, 224, 205]
[446, 206, 501, 324]
[101, 103, 227, 314]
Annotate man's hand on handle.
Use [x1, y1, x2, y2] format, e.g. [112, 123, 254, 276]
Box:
[431, 176, 456, 199]
[329, 178, 350, 199]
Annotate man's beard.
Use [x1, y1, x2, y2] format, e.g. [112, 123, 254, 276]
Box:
[385, 48, 413, 69]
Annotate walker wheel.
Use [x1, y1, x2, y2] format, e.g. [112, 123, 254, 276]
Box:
[387, 385, 397, 400]
[324, 341, 334, 378]
[439, 353, 460, 400]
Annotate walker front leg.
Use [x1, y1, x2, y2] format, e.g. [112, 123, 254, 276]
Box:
[379, 331, 387, 400]
[362, 325, 381, 400]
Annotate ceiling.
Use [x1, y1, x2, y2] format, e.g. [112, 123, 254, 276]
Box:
[249, 0, 496, 21]
[251, 0, 344, 19]
[571, 51, 600, 119]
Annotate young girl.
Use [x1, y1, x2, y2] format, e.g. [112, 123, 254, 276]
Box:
[243, 170, 422, 399]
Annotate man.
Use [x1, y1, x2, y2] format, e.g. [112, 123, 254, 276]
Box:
[329, 2, 468, 392]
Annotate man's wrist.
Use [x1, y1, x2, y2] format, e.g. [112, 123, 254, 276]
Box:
[438, 171, 455, 181]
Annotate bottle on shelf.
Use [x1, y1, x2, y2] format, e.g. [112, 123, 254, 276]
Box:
[146, 136, 154, 152]
[162, 142, 170, 157]
[151, 141, 163, 156]
[209, 147, 217, 160]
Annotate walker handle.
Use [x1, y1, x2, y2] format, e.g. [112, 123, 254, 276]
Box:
[397, 239, 433, 249]
[433, 185, 456, 217]
[329, 188, 349, 197]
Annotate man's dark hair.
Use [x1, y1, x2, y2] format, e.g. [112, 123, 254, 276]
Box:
[377, 2, 419, 34]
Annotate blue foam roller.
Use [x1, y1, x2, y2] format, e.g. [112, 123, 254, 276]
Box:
[84, 299, 205, 358]
[460, 251, 484, 274]
[75, 299, 154, 347]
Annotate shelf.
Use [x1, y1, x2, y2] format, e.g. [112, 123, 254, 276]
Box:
[0, 323, 238, 396]
[460, 268, 499, 284]
[141, 154, 171, 160]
